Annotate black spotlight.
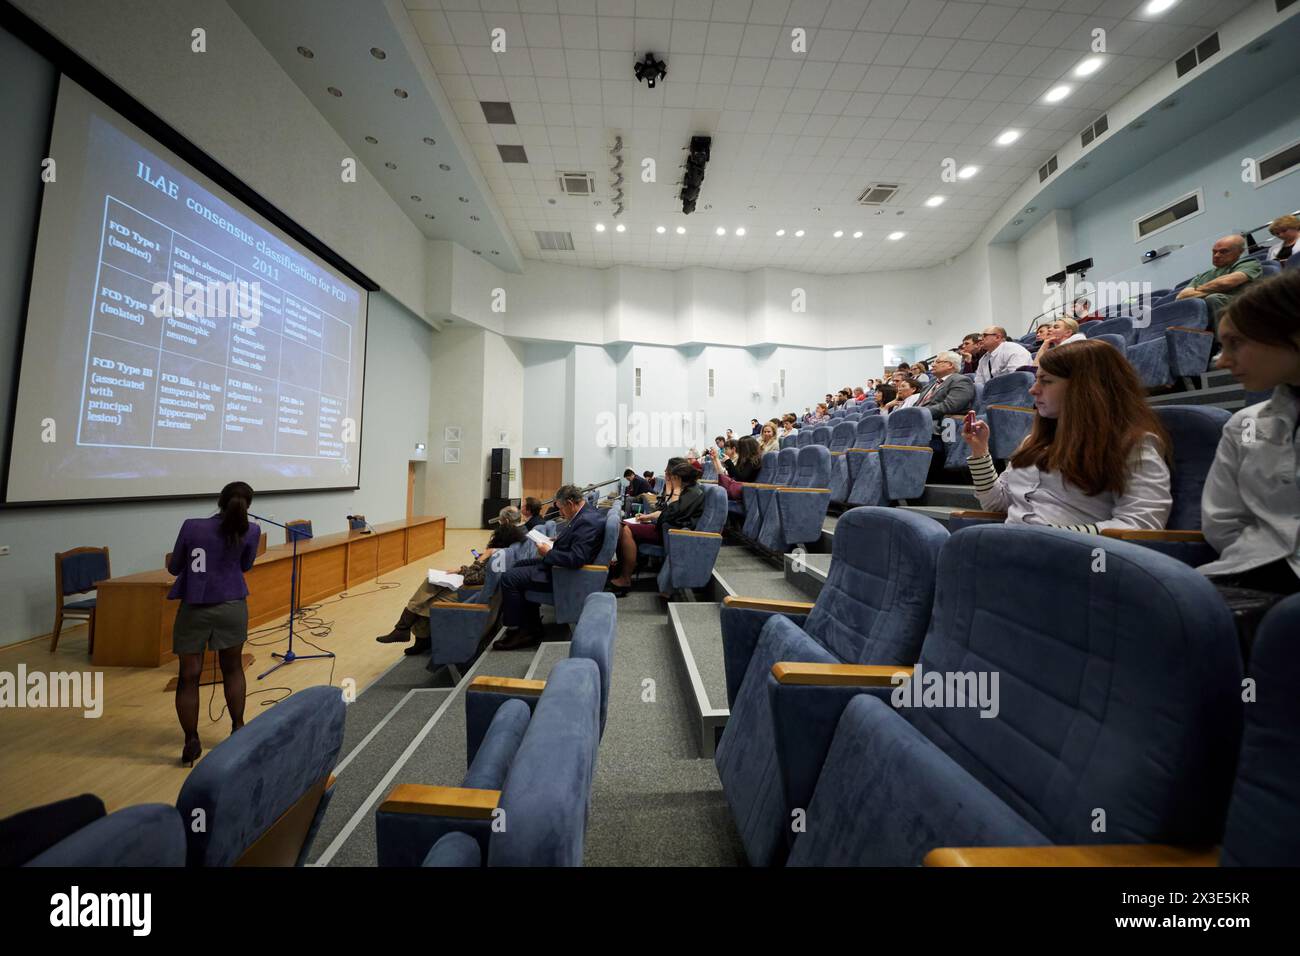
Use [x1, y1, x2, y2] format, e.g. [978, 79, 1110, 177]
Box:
[679, 135, 711, 215]
[635, 52, 667, 89]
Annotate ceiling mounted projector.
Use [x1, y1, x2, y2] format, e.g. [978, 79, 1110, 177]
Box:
[635, 52, 667, 89]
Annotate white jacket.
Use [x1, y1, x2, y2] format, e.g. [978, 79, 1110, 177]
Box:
[1199, 385, 1300, 578]
[975, 340, 1034, 385]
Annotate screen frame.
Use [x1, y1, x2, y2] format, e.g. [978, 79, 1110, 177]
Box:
[1, 1, 377, 508]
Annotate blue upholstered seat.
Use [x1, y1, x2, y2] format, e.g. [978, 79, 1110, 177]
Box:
[22, 803, 186, 867]
[176, 685, 346, 866]
[742, 447, 796, 542]
[424, 539, 528, 673]
[981, 371, 1035, 461]
[779, 434, 797, 449]
[715, 507, 947, 866]
[844, 416, 887, 507]
[827, 420, 858, 504]
[657, 483, 727, 593]
[811, 425, 832, 446]
[526, 505, 622, 624]
[1127, 299, 1214, 387]
[879, 406, 933, 501]
[759, 445, 833, 551]
[796, 428, 815, 448]
[1083, 316, 1136, 343]
[775, 527, 1243, 866]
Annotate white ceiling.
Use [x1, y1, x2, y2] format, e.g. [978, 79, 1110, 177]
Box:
[240, 0, 1257, 275]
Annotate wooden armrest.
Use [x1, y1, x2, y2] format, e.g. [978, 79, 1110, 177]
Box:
[845, 448, 879, 454]
[879, 444, 932, 452]
[949, 511, 1006, 520]
[379, 783, 500, 819]
[667, 529, 722, 538]
[722, 596, 816, 613]
[771, 663, 914, 686]
[776, 487, 831, 493]
[700, 479, 718, 484]
[1168, 325, 1212, 335]
[579, 564, 609, 572]
[986, 404, 1034, 413]
[468, 676, 546, 696]
[745, 483, 779, 489]
[429, 601, 490, 611]
[924, 844, 1220, 867]
[1100, 529, 1205, 542]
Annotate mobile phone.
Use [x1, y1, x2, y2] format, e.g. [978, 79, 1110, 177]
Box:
[963, 410, 977, 432]
[470, 549, 481, 560]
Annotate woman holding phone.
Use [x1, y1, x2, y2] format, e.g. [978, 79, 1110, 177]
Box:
[961, 338, 1173, 533]
[607, 461, 706, 596]
[167, 481, 262, 766]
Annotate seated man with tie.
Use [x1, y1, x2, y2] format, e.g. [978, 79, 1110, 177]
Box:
[917, 350, 976, 480]
[495, 484, 607, 650]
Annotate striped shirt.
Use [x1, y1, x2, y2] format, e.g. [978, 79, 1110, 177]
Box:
[967, 433, 1171, 534]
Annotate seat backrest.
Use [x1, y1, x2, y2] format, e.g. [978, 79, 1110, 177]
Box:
[971, 382, 986, 414]
[1094, 332, 1127, 355]
[695, 482, 728, 533]
[489, 658, 600, 866]
[772, 447, 798, 485]
[1285, 254, 1300, 271]
[286, 519, 313, 542]
[804, 507, 947, 664]
[882, 406, 931, 448]
[653, 476, 665, 495]
[1135, 299, 1208, 343]
[829, 407, 844, 419]
[1083, 316, 1135, 342]
[24, 804, 186, 867]
[853, 415, 885, 449]
[594, 508, 621, 566]
[570, 592, 617, 738]
[1221, 595, 1300, 866]
[828, 420, 856, 455]
[911, 526, 1242, 847]
[755, 451, 778, 484]
[1261, 260, 1281, 277]
[792, 444, 831, 488]
[57, 547, 110, 596]
[980, 370, 1034, 410]
[177, 685, 346, 866]
[1154, 405, 1231, 530]
[811, 425, 832, 446]
[779, 434, 797, 449]
[479, 540, 530, 599]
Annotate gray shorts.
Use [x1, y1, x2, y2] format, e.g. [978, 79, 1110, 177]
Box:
[173, 599, 249, 655]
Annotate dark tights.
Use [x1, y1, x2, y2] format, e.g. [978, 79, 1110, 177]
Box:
[175, 645, 247, 743]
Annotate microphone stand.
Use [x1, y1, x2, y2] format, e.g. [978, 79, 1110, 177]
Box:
[248, 512, 335, 679]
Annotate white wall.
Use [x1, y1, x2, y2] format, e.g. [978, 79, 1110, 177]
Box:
[425, 325, 486, 528]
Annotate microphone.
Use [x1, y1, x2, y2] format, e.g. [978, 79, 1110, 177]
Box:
[347, 514, 373, 534]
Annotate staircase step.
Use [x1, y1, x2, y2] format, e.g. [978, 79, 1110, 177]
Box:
[783, 551, 830, 598]
[1148, 383, 1246, 410]
[667, 602, 729, 756]
[917, 482, 980, 508]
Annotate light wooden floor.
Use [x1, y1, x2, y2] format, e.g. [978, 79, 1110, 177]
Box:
[0, 528, 490, 820]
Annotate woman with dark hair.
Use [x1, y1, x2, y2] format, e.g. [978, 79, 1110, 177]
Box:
[711, 434, 763, 500]
[166, 481, 262, 765]
[961, 338, 1173, 532]
[607, 461, 706, 596]
[1199, 270, 1300, 616]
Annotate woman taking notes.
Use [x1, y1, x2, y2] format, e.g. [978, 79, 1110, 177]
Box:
[961, 339, 1173, 533]
[166, 481, 262, 766]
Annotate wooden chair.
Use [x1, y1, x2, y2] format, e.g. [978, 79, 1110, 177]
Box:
[52, 547, 110, 654]
[285, 519, 312, 543]
[347, 514, 367, 531]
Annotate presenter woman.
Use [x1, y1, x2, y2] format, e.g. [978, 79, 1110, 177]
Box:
[166, 481, 262, 766]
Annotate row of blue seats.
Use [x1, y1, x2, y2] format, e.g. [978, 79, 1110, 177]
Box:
[714, 506, 1299, 866]
[377, 591, 618, 867]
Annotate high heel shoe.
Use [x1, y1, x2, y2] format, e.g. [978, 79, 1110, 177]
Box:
[607, 582, 631, 598]
[181, 735, 202, 767]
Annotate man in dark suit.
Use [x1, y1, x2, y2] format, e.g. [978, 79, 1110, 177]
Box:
[917, 350, 976, 481]
[495, 484, 606, 649]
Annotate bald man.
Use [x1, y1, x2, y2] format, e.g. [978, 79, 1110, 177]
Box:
[1176, 234, 1263, 336]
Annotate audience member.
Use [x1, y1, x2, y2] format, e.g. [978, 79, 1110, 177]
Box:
[958, 333, 983, 374]
[974, 326, 1033, 384]
[712, 435, 763, 500]
[873, 383, 896, 406]
[1175, 234, 1263, 334]
[1035, 317, 1086, 364]
[884, 377, 921, 410]
[622, 468, 652, 499]
[911, 362, 931, 386]
[496, 484, 606, 649]
[758, 422, 780, 454]
[961, 339, 1172, 532]
[522, 497, 543, 530]
[607, 461, 706, 596]
[1265, 214, 1298, 262]
[917, 351, 975, 424]
[749, 418, 761, 436]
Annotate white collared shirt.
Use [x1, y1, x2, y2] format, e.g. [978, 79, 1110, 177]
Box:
[969, 433, 1172, 533]
[1199, 386, 1300, 578]
[975, 340, 1034, 385]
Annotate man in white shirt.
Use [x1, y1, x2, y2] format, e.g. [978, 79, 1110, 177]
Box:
[974, 327, 1033, 385]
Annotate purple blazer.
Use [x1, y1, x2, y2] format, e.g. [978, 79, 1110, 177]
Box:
[166, 517, 262, 604]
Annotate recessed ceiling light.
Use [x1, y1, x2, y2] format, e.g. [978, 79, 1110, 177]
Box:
[458, 196, 468, 203]
[776, 229, 785, 237]
[423, 137, 436, 146]
[384, 161, 397, 170]
[995, 129, 1021, 146]
[958, 165, 978, 179]
[411, 195, 421, 202]
[370, 47, 386, 59]
[887, 231, 905, 240]
[656, 225, 666, 234]
[853, 231, 863, 238]
[925, 196, 946, 208]
[615, 223, 626, 233]
[1144, 0, 1179, 14]
[833, 230, 844, 238]
[1074, 56, 1105, 77]
[794, 229, 805, 237]
[676, 226, 686, 235]
[469, 215, 480, 221]
[1044, 84, 1072, 103]
[491, 250, 499, 255]
[473, 250, 481, 255]
[364, 135, 378, 144]
[1025, 206, 1037, 214]
[595, 223, 606, 232]
[735, 227, 746, 236]
[394, 88, 408, 98]
[424, 213, 435, 219]
[716, 227, 726, 236]
[439, 163, 451, 171]
[747, 203, 757, 210]
[297, 46, 314, 59]
[327, 86, 342, 97]
[1013, 219, 1024, 225]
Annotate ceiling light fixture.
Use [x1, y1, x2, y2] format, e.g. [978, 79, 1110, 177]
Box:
[776, 229, 785, 237]
[735, 227, 746, 236]
[1074, 56, 1105, 77]
[327, 86, 342, 97]
[794, 229, 805, 237]
[656, 225, 666, 234]
[1044, 84, 1072, 103]
[716, 227, 726, 236]
[615, 223, 626, 233]
[423, 137, 436, 145]
[833, 230, 844, 238]
[595, 223, 606, 232]
[1144, 0, 1179, 14]
[384, 161, 397, 170]
[394, 88, 408, 98]
[439, 163, 451, 171]
[888, 231, 905, 240]
[925, 196, 946, 208]
[995, 129, 1021, 146]
[676, 226, 686, 234]
[370, 47, 387, 59]
[958, 165, 978, 179]
[853, 231, 863, 238]
[364, 135, 378, 144]
[297, 46, 314, 58]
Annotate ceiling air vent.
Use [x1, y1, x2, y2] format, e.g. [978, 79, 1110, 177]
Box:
[497, 144, 528, 163]
[1176, 32, 1220, 77]
[1038, 156, 1058, 183]
[1080, 114, 1108, 148]
[558, 172, 596, 196]
[534, 231, 575, 251]
[856, 183, 900, 205]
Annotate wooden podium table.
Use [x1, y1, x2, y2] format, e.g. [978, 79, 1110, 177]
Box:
[91, 516, 446, 668]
